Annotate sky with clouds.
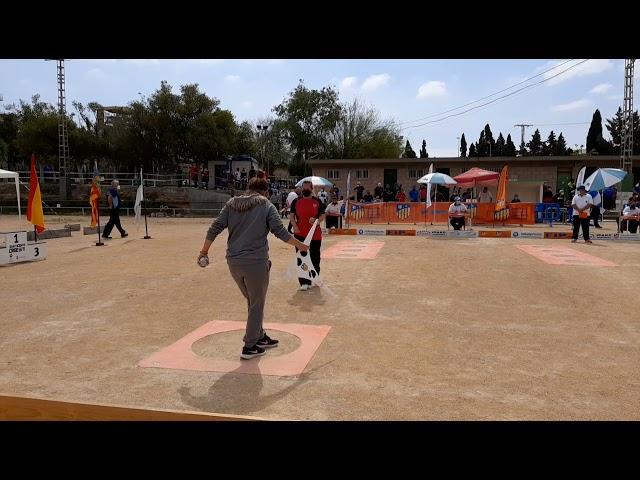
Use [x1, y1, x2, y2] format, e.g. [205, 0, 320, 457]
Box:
[0, 59, 634, 157]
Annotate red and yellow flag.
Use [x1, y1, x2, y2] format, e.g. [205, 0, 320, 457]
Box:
[27, 154, 46, 233]
[494, 165, 509, 221]
[89, 177, 101, 228]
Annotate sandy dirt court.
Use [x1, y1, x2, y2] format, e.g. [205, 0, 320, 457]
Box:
[1, 214, 639, 420]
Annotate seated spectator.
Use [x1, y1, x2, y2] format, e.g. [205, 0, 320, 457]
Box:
[325, 197, 342, 229]
[448, 196, 468, 230]
[395, 189, 407, 202]
[419, 185, 427, 203]
[478, 186, 493, 203]
[621, 200, 640, 233]
[382, 185, 394, 202]
[363, 191, 374, 203]
[511, 194, 521, 203]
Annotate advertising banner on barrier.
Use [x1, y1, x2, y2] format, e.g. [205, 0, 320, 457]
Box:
[447, 230, 478, 238]
[591, 233, 614, 240]
[544, 231, 573, 239]
[479, 230, 512, 238]
[357, 228, 386, 236]
[328, 228, 358, 235]
[615, 233, 640, 241]
[386, 229, 416, 236]
[511, 231, 544, 239]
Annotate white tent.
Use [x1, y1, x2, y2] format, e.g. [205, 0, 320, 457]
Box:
[0, 169, 21, 221]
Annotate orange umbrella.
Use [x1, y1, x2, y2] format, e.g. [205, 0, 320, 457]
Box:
[453, 167, 500, 188]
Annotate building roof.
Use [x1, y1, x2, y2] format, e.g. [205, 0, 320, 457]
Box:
[309, 155, 639, 165]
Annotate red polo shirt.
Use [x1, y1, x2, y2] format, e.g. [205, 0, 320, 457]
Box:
[291, 196, 325, 241]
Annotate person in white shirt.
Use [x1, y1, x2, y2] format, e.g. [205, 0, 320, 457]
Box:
[325, 197, 342, 229]
[478, 187, 493, 203]
[448, 196, 468, 230]
[571, 185, 593, 243]
[588, 190, 603, 228]
[286, 187, 301, 233]
[318, 187, 329, 205]
[621, 201, 640, 233]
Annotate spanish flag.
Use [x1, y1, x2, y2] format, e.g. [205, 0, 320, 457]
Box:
[494, 164, 509, 222]
[27, 154, 46, 233]
[89, 177, 101, 228]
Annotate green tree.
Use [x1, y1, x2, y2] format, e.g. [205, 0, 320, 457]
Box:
[476, 129, 487, 156]
[606, 108, 640, 154]
[468, 142, 477, 157]
[272, 80, 343, 162]
[419, 139, 428, 158]
[505, 134, 517, 156]
[495, 132, 505, 156]
[403, 140, 417, 158]
[555, 132, 568, 155]
[544, 130, 557, 155]
[460, 133, 467, 157]
[527, 129, 543, 155]
[586, 109, 611, 154]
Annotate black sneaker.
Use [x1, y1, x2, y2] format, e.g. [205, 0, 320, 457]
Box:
[103, 236, 112, 240]
[241, 345, 266, 360]
[122, 232, 128, 238]
[256, 333, 279, 349]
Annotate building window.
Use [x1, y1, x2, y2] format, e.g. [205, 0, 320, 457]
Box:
[356, 169, 369, 179]
[327, 169, 340, 180]
[409, 168, 425, 179]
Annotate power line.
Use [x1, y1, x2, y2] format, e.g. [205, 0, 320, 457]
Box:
[400, 59, 576, 126]
[401, 59, 590, 131]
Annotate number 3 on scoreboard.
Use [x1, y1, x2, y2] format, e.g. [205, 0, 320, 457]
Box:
[34, 247, 39, 257]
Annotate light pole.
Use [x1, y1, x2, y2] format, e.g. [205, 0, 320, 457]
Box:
[256, 124, 269, 173]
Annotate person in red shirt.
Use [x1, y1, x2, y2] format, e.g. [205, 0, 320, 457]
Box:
[419, 186, 427, 202]
[290, 180, 326, 291]
[395, 189, 407, 202]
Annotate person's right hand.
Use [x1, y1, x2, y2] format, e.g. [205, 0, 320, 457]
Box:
[297, 241, 309, 252]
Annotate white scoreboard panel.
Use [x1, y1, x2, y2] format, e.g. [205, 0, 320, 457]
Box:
[0, 231, 48, 265]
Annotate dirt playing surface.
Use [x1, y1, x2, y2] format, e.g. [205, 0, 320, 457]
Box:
[1, 214, 639, 420]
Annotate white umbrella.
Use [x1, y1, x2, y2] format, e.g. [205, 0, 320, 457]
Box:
[295, 176, 334, 188]
[582, 168, 627, 191]
[417, 172, 457, 225]
[417, 172, 458, 185]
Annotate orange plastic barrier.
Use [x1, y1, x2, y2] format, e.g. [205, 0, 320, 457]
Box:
[346, 202, 536, 225]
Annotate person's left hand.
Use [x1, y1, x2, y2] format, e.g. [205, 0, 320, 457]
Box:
[309, 218, 315, 225]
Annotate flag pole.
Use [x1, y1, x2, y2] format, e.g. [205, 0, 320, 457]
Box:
[34, 225, 37, 243]
[95, 203, 104, 246]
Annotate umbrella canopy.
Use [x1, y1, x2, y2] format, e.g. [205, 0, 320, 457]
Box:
[0, 169, 21, 221]
[453, 167, 500, 188]
[417, 172, 458, 185]
[295, 176, 334, 188]
[582, 168, 627, 191]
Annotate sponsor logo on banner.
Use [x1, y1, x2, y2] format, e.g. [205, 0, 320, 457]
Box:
[416, 230, 431, 236]
[511, 231, 544, 239]
[615, 233, 640, 241]
[479, 230, 512, 238]
[357, 229, 386, 236]
[591, 233, 613, 240]
[544, 231, 573, 239]
[429, 230, 448, 237]
[328, 228, 357, 235]
[395, 203, 411, 220]
[448, 230, 478, 238]
[386, 229, 416, 236]
[350, 204, 365, 221]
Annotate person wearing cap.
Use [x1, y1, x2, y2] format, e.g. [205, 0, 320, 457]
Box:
[448, 196, 468, 230]
[571, 185, 593, 243]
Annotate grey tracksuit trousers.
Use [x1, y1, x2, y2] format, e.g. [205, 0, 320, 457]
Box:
[228, 260, 271, 347]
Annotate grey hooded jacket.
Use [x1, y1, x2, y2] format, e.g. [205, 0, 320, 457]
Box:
[207, 193, 292, 264]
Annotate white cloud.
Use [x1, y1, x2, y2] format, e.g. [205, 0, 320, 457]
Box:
[124, 59, 160, 65]
[85, 68, 108, 81]
[417, 81, 447, 98]
[590, 83, 613, 94]
[544, 59, 612, 86]
[551, 99, 592, 112]
[240, 101, 252, 109]
[340, 76, 358, 90]
[224, 75, 241, 83]
[361, 73, 390, 92]
[608, 94, 623, 100]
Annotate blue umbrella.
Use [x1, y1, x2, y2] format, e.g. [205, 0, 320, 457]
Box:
[295, 176, 333, 188]
[582, 168, 627, 191]
[417, 172, 458, 185]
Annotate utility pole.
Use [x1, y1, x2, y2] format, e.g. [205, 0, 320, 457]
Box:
[620, 59, 635, 175]
[514, 124, 533, 154]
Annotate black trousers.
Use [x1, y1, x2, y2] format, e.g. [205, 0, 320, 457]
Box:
[450, 217, 465, 230]
[591, 205, 601, 227]
[621, 219, 639, 233]
[103, 208, 126, 237]
[572, 216, 590, 241]
[295, 235, 321, 286]
[326, 216, 340, 229]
